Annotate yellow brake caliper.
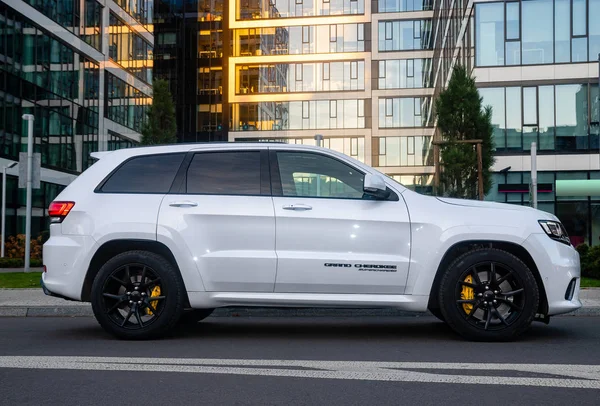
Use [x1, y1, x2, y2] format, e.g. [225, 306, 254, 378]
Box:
[461, 275, 474, 314]
[146, 285, 161, 315]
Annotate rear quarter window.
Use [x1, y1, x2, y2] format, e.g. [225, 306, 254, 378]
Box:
[98, 153, 185, 193]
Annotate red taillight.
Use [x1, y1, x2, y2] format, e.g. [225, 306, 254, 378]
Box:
[48, 201, 75, 223]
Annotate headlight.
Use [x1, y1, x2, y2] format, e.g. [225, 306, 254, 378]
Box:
[539, 220, 570, 245]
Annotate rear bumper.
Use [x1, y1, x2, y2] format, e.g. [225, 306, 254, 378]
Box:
[42, 234, 97, 302]
[522, 233, 582, 316]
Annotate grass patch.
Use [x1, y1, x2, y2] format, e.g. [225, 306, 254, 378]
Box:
[581, 277, 600, 288]
[0, 272, 42, 288]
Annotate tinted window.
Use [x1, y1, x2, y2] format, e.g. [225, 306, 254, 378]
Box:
[276, 152, 365, 199]
[186, 152, 262, 195]
[100, 153, 185, 193]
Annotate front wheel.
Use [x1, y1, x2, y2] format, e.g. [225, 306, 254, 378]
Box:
[439, 248, 539, 342]
[91, 251, 185, 340]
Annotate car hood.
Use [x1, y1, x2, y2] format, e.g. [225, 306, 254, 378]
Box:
[436, 197, 557, 219]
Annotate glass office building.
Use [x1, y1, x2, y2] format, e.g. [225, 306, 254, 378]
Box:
[0, 0, 152, 236]
[472, 0, 600, 246]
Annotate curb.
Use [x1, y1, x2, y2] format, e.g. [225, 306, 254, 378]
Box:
[1, 306, 600, 318]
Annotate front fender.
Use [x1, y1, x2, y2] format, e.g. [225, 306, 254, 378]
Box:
[406, 224, 527, 297]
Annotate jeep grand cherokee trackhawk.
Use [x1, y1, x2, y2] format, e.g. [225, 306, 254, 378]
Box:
[41, 143, 582, 341]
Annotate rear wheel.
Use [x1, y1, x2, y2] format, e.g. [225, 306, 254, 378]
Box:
[91, 251, 185, 340]
[439, 248, 539, 341]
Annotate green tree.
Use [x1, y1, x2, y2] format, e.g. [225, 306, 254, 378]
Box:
[141, 79, 177, 145]
[434, 64, 495, 199]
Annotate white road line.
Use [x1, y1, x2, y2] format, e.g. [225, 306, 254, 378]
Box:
[0, 357, 599, 389]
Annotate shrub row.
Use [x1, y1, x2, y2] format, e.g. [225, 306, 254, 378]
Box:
[0, 257, 43, 268]
[575, 244, 600, 279]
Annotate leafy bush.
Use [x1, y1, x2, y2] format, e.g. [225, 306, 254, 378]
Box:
[3, 234, 43, 260]
[576, 243, 600, 279]
[0, 258, 42, 268]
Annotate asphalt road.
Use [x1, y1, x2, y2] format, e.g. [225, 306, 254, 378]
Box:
[1, 315, 599, 405]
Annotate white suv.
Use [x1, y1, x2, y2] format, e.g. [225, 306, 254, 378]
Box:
[42, 143, 581, 341]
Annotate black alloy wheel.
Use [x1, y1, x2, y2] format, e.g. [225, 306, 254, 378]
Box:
[455, 261, 526, 331]
[100, 263, 165, 330]
[439, 248, 539, 341]
[91, 251, 185, 340]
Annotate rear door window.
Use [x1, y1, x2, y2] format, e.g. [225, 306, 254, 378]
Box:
[99, 153, 185, 193]
[185, 151, 265, 195]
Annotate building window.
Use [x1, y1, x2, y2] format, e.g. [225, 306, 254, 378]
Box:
[378, 20, 433, 51]
[82, 0, 102, 51]
[373, 136, 432, 167]
[377, 59, 433, 89]
[235, 61, 365, 94]
[105, 73, 151, 133]
[378, 97, 431, 128]
[233, 136, 366, 162]
[476, 0, 600, 66]
[109, 12, 153, 84]
[113, 0, 153, 26]
[480, 83, 597, 153]
[378, 0, 433, 12]
[236, 0, 365, 20]
[232, 24, 367, 56]
[231, 100, 368, 131]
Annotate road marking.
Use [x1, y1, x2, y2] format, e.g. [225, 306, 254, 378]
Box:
[0, 357, 599, 389]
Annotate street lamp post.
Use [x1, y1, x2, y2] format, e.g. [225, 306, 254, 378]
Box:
[22, 114, 34, 272]
[1, 162, 18, 258]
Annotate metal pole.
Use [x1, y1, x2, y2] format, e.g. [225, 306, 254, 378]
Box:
[477, 143, 484, 200]
[314, 134, 323, 196]
[22, 114, 34, 273]
[531, 141, 538, 209]
[1, 167, 6, 258]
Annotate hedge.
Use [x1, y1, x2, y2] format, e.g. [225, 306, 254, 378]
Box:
[575, 243, 600, 280]
[0, 258, 43, 268]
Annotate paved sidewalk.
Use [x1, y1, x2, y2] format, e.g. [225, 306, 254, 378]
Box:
[1, 287, 599, 317]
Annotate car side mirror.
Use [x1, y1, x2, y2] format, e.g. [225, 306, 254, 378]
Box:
[363, 173, 390, 200]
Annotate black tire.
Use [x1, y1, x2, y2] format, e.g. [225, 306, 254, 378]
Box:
[178, 308, 215, 325]
[91, 250, 185, 340]
[439, 248, 539, 342]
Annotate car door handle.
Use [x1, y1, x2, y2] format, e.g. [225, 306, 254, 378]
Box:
[282, 204, 312, 211]
[169, 201, 198, 207]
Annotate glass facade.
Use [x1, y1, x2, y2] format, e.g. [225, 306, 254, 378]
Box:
[154, 0, 226, 142]
[373, 136, 433, 167]
[237, 0, 365, 19]
[105, 73, 151, 133]
[475, 0, 600, 66]
[487, 171, 600, 247]
[234, 136, 366, 162]
[479, 83, 599, 153]
[377, 59, 433, 89]
[109, 12, 153, 83]
[232, 24, 368, 56]
[0, 0, 148, 237]
[389, 174, 433, 194]
[378, 19, 433, 52]
[379, 97, 431, 128]
[113, 0, 154, 26]
[0, 5, 100, 173]
[83, 0, 102, 51]
[377, 0, 433, 12]
[236, 61, 365, 94]
[232, 99, 368, 131]
[23, 0, 80, 32]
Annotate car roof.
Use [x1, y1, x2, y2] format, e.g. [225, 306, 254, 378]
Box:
[90, 142, 331, 160]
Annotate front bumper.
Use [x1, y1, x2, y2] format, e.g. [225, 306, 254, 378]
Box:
[522, 233, 582, 316]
